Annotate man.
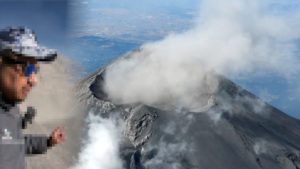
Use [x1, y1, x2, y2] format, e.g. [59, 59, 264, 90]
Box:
[0, 27, 65, 169]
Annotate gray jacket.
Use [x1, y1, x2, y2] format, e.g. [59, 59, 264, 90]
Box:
[0, 99, 49, 169]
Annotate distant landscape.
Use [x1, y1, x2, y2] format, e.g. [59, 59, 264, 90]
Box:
[70, 36, 142, 74]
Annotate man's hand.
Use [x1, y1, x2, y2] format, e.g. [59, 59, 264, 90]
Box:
[48, 127, 66, 147]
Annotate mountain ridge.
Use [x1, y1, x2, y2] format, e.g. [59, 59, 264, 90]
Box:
[76, 48, 300, 169]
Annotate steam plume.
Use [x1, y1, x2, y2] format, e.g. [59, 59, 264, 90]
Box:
[103, 0, 300, 111]
[71, 111, 124, 169]
[75, 0, 300, 168]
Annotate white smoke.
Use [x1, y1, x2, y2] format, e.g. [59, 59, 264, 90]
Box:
[141, 113, 195, 169]
[253, 139, 269, 155]
[71, 111, 124, 169]
[76, 0, 300, 169]
[103, 0, 300, 112]
[253, 139, 282, 155]
[143, 141, 189, 169]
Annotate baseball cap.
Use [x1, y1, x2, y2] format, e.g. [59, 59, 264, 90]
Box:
[0, 27, 57, 61]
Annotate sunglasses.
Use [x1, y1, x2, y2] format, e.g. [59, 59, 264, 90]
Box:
[23, 64, 39, 77]
[2, 56, 39, 77]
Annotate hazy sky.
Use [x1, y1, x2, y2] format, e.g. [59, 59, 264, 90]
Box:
[72, 0, 300, 41]
[0, 0, 71, 55]
[1, 0, 299, 119]
[71, 0, 200, 42]
[72, 0, 300, 119]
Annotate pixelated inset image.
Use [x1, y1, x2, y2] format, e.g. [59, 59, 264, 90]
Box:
[1, 0, 300, 169]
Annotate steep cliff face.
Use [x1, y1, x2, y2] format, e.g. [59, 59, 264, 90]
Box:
[76, 49, 300, 169]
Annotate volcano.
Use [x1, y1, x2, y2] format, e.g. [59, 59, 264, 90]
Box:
[76, 48, 300, 169]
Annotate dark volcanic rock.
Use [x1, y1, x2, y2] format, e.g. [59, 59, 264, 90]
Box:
[126, 105, 158, 147]
[76, 49, 300, 169]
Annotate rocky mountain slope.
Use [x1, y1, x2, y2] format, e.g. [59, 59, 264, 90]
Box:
[76, 49, 300, 169]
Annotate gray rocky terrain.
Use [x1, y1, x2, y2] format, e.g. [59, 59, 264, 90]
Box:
[23, 49, 300, 169]
[76, 48, 300, 169]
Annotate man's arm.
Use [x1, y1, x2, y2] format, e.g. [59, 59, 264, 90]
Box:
[24, 134, 50, 154]
[24, 127, 65, 155]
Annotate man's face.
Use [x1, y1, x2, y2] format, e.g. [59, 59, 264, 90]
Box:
[0, 53, 38, 103]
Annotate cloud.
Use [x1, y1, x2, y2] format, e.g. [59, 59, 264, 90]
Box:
[71, 111, 124, 169]
[253, 139, 282, 155]
[96, 8, 129, 15]
[72, 1, 195, 41]
[288, 86, 300, 101]
[258, 89, 279, 103]
[103, 0, 300, 112]
[141, 113, 195, 168]
[74, 0, 300, 168]
[143, 141, 189, 169]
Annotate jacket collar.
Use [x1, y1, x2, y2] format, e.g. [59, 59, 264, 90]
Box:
[0, 93, 16, 112]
